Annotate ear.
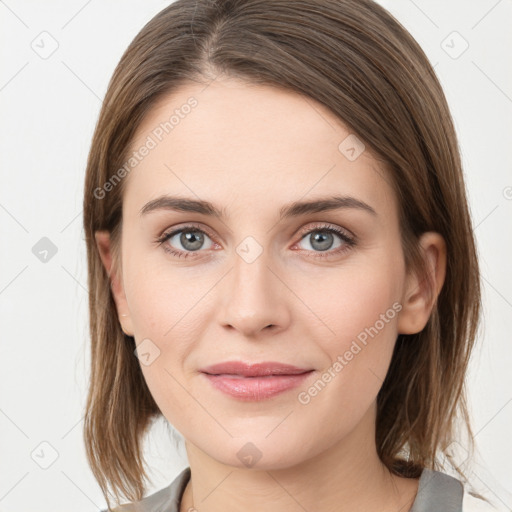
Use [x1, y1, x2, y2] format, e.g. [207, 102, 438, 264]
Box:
[94, 230, 134, 336]
[397, 232, 447, 335]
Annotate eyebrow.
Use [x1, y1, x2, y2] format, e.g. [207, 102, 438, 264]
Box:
[139, 194, 377, 220]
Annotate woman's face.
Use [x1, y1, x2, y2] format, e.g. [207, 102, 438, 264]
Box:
[100, 77, 427, 470]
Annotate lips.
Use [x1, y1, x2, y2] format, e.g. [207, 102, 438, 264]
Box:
[199, 361, 315, 400]
[200, 361, 313, 377]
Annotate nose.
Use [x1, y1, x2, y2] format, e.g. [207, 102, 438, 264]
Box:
[217, 248, 291, 338]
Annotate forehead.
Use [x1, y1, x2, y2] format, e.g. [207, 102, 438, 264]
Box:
[122, 77, 395, 221]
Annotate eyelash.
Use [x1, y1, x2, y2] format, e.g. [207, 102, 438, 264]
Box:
[155, 222, 356, 259]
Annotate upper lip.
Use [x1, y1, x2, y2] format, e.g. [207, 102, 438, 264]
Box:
[200, 361, 313, 377]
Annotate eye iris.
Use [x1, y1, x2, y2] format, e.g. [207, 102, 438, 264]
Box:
[180, 230, 204, 251]
[310, 231, 334, 251]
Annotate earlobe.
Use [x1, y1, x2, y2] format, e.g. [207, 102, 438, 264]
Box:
[397, 232, 447, 335]
[94, 230, 134, 336]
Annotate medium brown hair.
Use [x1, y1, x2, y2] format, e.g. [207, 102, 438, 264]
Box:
[82, 0, 481, 507]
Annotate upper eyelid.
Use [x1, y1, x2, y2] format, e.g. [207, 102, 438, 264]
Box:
[161, 222, 216, 241]
[300, 222, 355, 239]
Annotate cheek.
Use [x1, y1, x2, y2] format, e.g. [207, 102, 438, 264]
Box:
[296, 255, 405, 405]
[123, 253, 195, 336]
[122, 259, 208, 403]
[127, 267, 201, 429]
[334, 275, 399, 343]
[305, 254, 403, 343]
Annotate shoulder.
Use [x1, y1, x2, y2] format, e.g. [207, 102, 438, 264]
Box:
[412, 469, 503, 512]
[99, 467, 191, 512]
[418, 469, 501, 512]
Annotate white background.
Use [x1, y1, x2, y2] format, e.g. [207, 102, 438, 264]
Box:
[0, 1, 511, 510]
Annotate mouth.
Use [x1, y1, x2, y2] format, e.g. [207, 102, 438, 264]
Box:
[199, 361, 315, 401]
[205, 373, 311, 379]
[200, 360, 313, 378]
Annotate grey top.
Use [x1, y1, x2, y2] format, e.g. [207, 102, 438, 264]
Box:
[103, 466, 465, 512]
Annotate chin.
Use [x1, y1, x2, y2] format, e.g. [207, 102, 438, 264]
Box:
[196, 434, 317, 471]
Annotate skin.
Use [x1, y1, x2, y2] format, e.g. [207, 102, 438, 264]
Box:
[95, 76, 446, 512]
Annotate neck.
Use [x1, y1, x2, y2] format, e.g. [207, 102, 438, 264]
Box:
[179, 404, 419, 512]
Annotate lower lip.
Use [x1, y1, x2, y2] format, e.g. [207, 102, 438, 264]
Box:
[201, 371, 314, 401]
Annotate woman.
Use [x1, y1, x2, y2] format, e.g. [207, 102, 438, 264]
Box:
[82, 0, 496, 510]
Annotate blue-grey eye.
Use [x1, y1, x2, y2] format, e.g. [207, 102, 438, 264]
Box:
[298, 229, 347, 252]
